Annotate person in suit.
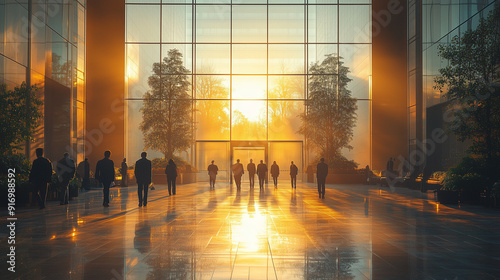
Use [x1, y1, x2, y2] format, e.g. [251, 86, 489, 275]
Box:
[165, 159, 177, 195]
[207, 160, 218, 189]
[290, 161, 298, 189]
[121, 158, 128, 187]
[317, 158, 328, 199]
[29, 148, 53, 209]
[95, 150, 115, 207]
[135, 152, 152, 207]
[77, 158, 90, 191]
[257, 160, 268, 189]
[270, 161, 280, 188]
[56, 152, 75, 205]
[247, 159, 256, 188]
[232, 159, 244, 190]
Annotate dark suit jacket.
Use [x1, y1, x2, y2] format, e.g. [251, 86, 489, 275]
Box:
[271, 164, 280, 177]
[135, 158, 152, 184]
[121, 162, 128, 175]
[95, 158, 115, 183]
[77, 160, 90, 179]
[29, 157, 53, 184]
[208, 164, 218, 176]
[232, 163, 244, 177]
[247, 163, 256, 175]
[257, 163, 267, 177]
[165, 163, 177, 178]
[290, 164, 298, 177]
[317, 162, 328, 179]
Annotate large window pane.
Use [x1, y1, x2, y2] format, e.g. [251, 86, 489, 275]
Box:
[162, 44, 193, 72]
[31, 15, 46, 76]
[232, 76, 266, 100]
[195, 75, 230, 99]
[47, 0, 70, 40]
[196, 142, 230, 182]
[339, 5, 370, 43]
[232, 44, 267, 74]
[196, 44, 230, 74]
[196, 5, 230, 43]
[4, 2, 28, 66]
[126, 44, 160, 98]
[268, 76, 304, 99]
[308, 44, 337, 71]
[339, 44, 371, 99]
[269, 44, 304, 74]
[269, 5, 304, 43]
[47, 30, 69, 86]
[232, 5, 267, 43]
[342, 100, 370, 167]
[268, 101, 303, 140]
[308, 5, 337, 43]
[196, 100, 230, 140]
[232, 101, 267, 140]
[126, 5, 160, 42]
[162, 5, 192, 43]
[268, 142, 303, 180]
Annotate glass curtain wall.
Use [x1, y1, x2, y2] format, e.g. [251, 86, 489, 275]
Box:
[0, 0, 86, 163]
[125, 0, 372, 181]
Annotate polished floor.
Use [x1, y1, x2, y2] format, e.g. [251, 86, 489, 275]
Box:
[1, 181, 500, 280]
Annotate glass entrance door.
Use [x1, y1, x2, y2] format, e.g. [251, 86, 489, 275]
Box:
[233, 147, 265, 182]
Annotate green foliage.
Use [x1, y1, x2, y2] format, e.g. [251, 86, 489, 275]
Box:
[443, 156, 490, 191]
[140, 49, 193, 160]
[0, 83, 43, 155]
[299, 54, 358, 167]
[434, 4, 500, 178]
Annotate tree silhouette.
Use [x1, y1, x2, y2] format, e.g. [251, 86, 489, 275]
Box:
[434, 4, 500, 175]
[140, 49, 193, 159]
[268, 74, 303, 139]
[299, 54, 358, 166]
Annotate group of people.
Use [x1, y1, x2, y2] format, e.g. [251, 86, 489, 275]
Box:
[28, 148, 180, 210]
[207, 159, 303, 191]
[29, 148, 332, 211]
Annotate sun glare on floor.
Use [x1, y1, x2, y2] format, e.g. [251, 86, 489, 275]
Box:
[231, 209, 268, 253]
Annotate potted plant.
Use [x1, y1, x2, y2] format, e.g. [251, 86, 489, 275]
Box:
[69, 177, 81, 198]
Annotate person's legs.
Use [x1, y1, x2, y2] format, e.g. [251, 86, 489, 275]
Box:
[167, 178, 172, 195]
[60, 182, 68, 204]
[172, 179, 176, 195]
[143, 184, 149, 206]
[317, 180, 321, 198]
[138, 183, 143, 206]
[273, 177, 277, 187]
[103, 181, 110, 205]
[39, 183, 47, 208]
[249, 175, 254, 187]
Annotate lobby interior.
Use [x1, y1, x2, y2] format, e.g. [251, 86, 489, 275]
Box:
[1, 0, 500, 279]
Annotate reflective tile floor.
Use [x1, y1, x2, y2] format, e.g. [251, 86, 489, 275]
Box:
[1, 182, 500, 280]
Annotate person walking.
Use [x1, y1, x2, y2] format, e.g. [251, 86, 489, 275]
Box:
[135, 152, 152, 207]
[77, 158, 90, 191]
[247, 159, 256, 188]
[29, 148, 53, 209]
[270, 161, 280, 188]
[121, 158, 128, 187]
[95, 150, 115, 207]
[232, 159, 244, 190]
[56, 152, 75, 205]
[207, 160, 218, 188]
[165, 159, 177, 195]
[290, 161, 298, 189]
[317, 158, 328, 199]
[257, 160, 268, 189]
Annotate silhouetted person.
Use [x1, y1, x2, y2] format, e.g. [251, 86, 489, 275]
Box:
[364, 165, 373, 185]
[317, 158, 328, 199]
[56, 152, 75, 205]
[95, 150, 115, 207]
[257, 160, 268, 189]
[121, 158, 128, 187]
[232, 159, 244, 190]
[271, 161, 280, 188]
[135, 152, 152, 207]
[165, 159, 177, 195]
[290, 161, 298, 189]
[29, 148, 53, 209]
[247, 159, 256, 188]
[77, 158, 90, 191]
[386, 157, 394, 176]
[207, 160, 218, 188]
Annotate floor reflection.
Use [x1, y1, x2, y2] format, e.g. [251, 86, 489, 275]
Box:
[1, 182, 500, 280]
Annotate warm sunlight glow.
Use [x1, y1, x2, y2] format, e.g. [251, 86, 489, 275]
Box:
[232, 210, 267, 253]
[232, 101, 266, 122]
